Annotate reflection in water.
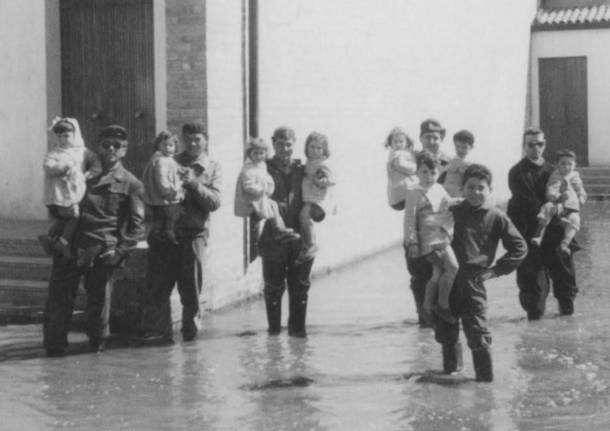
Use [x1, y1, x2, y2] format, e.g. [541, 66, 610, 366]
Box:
[1, 203, 610, 429]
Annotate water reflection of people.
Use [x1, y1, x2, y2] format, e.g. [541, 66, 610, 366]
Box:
[507, 127, 579, 320]
[43, 125, 145, 356]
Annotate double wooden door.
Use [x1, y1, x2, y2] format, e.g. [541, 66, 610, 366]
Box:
[60, 0, 155, 177]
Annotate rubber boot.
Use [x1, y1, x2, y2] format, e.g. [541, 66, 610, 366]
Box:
[287, 293, 308, 338]
[472, 347, 493, 382]
[558, 298, 574, 316]
[264, 291, 282, 335]
[442, 342, 463, 374]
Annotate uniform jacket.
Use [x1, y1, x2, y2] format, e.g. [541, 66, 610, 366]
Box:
[142, 151, 185, 206]
[174, 151, 222, 239]
[507, 157, 554, 238]
[76, 162, 145, 256]
[451, 200, 527, 275]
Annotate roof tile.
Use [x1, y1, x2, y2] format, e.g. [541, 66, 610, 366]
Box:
[535, 5, 610, 27]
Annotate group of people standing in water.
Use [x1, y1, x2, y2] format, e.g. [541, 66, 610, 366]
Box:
[39, 115, 582, 383]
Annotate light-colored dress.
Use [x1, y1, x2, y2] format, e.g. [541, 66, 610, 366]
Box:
[386, 148, 418, 206]
[404, 182, 454, 256]
[302, 158, 335, 214]
[234, 159, 276, 218]
[43, 118, 100, 208]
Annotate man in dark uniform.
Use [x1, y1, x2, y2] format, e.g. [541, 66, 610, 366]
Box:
[139, 122, 221, 343]
[43, 125, 145, 356]
[507, 127, 579, 320]
[259, 126, 321, 338]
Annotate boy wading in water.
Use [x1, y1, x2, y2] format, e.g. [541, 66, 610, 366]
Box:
[433, 164, 527, 382]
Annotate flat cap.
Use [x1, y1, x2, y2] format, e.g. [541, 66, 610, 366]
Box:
[272, 126, 296, 141]
[98, 125, 127, 141]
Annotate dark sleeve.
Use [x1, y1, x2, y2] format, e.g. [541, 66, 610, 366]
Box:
[493, 213, 528, 275]
[116, 180, 146, 256]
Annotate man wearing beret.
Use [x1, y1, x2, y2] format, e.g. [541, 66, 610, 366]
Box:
[43, 125, 145, 356]
[139, 122, 221, 343]
[258, 126, 320, 337]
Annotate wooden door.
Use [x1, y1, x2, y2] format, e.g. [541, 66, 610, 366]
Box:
[60, 0, 155, 177]
[539, 57, 588, 166]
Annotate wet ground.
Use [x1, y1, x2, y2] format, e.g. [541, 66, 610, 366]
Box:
[1, 202, 610, 430]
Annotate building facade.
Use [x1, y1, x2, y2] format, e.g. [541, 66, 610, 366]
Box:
[1, 0, 536, 311]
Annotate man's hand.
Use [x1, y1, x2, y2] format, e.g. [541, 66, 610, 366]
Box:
[474, 268, 497, 284]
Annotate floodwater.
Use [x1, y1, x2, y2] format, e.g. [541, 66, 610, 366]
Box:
[1, 202, 610, 431]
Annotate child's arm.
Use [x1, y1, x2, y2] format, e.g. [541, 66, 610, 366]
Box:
[391, 152, 416, 176]
[241, 168, 266, 198]
[403, 189, 419, 257]
[478, 214, 528, 282]
[572, 172, 587, 204]
[43, 152, 71, 177]
[312, 165, 335, 188]
[153, 158, 182, 201]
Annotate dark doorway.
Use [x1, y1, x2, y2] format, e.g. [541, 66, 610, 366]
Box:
[539, 56, 588, 165]
[60, 0, 156, 177]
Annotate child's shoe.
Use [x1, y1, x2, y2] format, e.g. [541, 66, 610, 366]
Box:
[530, 236, 542, 247]
[295, 244, 318, 264]
[273, 228, 301, 244]
[433, 304, 457, 324]
[38, 235, 54, 256]
[53, 237, 73, 259]
[559, 241, 571, 255]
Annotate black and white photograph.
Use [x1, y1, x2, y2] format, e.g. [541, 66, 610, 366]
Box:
[1, 0, 610, 429]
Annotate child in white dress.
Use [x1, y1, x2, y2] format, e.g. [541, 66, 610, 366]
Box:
[40, 117, 101, 258]
[385, 127, 417, 210]
[234, 138, 299, 240]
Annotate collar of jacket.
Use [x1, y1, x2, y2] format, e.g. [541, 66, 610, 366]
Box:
[176, 151, 213, 171]
[93, 162, 126, 187]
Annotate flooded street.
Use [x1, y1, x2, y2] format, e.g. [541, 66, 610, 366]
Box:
[1, 202, 610, 430]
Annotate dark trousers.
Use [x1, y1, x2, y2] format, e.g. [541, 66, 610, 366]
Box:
[139, 234, 206, 339]
[404, 246, 433, 324]
[517, 222, 577, 319]
[43, 256, 113, 352]
[433, 268, 492, 350]
[261, 239, 314, 333]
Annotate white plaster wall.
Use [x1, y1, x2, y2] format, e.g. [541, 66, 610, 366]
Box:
[531, 29, 610, 165]
[205, 0, 263, 309]
[258, 0, 536, 268]
[0, 1, 48, 219]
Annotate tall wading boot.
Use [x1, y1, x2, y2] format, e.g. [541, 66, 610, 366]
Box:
[442, 342, 463, 374]
[287, 294, 308, 338]
[472, 347, 494, 382]
[264, 291, 282, 335]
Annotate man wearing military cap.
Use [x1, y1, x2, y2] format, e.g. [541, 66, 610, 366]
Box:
[43, 124, 145, 356]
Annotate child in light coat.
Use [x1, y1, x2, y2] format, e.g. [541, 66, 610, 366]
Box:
[385, 127, 417, 210]
[40, 117, 101, 258]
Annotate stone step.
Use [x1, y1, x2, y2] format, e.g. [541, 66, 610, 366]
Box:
[0, 237, 48, 258]
[579, 167, 610, 176]
[0, 278, 86, 307]
[0, 255, 51, 281]
[584, 184, 610, 194]
[582, 176, 610, 185]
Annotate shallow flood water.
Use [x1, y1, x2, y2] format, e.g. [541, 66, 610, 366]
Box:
[1, 202, 610, 430]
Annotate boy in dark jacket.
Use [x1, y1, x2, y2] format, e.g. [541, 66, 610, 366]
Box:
[433, 164, 527, 382]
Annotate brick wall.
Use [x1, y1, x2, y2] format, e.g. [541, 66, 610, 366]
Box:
[166, 0, 207, 133]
